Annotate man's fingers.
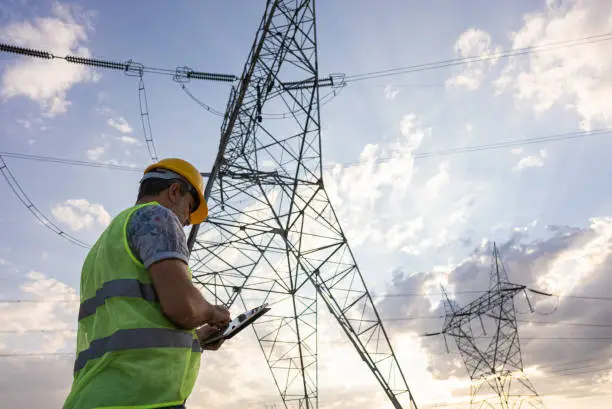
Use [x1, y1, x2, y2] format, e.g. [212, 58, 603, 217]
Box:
[203, 339, 224, 351]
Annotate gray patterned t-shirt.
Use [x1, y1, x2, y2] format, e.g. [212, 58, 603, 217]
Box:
[126, 204, 189, 269]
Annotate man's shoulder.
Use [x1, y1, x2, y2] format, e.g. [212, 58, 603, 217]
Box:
[127, 203, 183, 236]
[126, 203, 189, 268]
[129, 203, 176, 223]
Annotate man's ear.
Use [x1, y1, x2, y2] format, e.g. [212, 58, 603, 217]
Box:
[166, 182, 180, 204]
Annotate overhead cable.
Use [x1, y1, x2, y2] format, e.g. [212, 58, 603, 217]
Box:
[384, 290, 612, 302]
[0, 42, 238, 83]
[1, 335, 611, 360]
[339, 128, 612, 168]
[6, 32, 609, 90]
[0, 152, 141, 172]
[344, 32, 612, 83]
[3, 128, 610, 174]
[180, 82, 343, 119]
[0, 155, 90, 249]
[3, 317, 612, 333]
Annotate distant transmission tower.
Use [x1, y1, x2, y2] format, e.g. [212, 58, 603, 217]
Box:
[187, 1, 418, 408]
[426, 243, 545, 409]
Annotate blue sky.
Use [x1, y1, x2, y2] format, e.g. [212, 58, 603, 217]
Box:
[1, 0, 612, 408]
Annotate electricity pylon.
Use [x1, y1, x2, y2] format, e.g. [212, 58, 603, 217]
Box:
[426, 243, 545, 409]
[186, 1, 418, 408]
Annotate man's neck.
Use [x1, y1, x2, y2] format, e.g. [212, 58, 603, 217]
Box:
[135, 196, 160, 206]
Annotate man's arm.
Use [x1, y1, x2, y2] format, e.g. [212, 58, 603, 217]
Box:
[127, 204, 230, 330]
[148, 259, 228, 329]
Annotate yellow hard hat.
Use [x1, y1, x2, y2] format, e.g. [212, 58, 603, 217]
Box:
[143, 158, 208, 224]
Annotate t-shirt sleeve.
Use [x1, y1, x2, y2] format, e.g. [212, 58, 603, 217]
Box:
[126, 204, 190, 269]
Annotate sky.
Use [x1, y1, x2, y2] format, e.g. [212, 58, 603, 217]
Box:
[1, 0, 612, 408]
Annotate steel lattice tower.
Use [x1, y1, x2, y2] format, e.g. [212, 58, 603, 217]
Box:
[427, 243, 545, 409]
[186, 1, 418, 408]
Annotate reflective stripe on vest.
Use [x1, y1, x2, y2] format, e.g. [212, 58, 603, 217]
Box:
[78, 278, 159, 321]
[74, 327, 202, 373]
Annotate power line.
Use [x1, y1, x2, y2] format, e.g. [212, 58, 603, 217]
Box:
[2, 313, 612, 333]
[0, 329, 77, 334]
[550, 361, 612, 374]
[1, 335, 611, 360]
[181, 83, 344, 119]
[0, 299, 78, 303]
[563, 294, 612, 301]
[477, 336, 612, 342]
[2, 291, 612, 304]
[0, 152, 142, 249]
[517, 320, 612, 328]
[2, 290, 611, 305]
[0, 152, 142, 172]
[3, 32, 610, 89]
[344, 32, 612, 83]
[0, 155, 90, 249]
[0, 352, 74, 358]
[553, 366, 612, 377]
[381, 290, 612, 302]
[3, 127, 610, 176]
[339, 128, 612, 169]
[529, 356, 612, 372]
[2, 117, 606, 254]
[0, 42, 238, 83]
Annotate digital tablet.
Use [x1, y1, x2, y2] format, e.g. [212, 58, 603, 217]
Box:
[200, 303, 271, 346]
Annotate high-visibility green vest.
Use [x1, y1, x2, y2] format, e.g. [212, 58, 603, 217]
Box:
[62, 202, 202, 409]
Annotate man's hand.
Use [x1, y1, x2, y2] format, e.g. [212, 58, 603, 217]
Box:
[209, 305, 231, 330]
[197, 324, 225, 351]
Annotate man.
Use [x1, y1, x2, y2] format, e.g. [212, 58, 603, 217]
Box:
[62, 158, 231, 409]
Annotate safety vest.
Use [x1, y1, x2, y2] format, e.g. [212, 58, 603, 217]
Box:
[62, 202, 202, 409]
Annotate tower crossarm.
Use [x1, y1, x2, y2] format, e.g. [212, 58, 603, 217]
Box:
[441, 284, 525, 334]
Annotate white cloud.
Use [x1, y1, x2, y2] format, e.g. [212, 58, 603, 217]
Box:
[424, 162, 450, 198]
[513, 149, 548, 172]
[86, 145, 105, 160]
[117, 135, 139, 145]
[99, 158, 139, 168]
[539, 216, 612, 295]
[95, 91, 114, 115]
[494, 0, 612, 129]
[514, 155, 543, 171]
[446, 28, 502, 90]
[15, 118, 31, 129]
[324, 113, 428, 248]
[51, 198, 111, 231]
[107, 117, 133, 134]
[0, 3, 99, 117]
[0, 269, 78, 408]
[0, 270, 77, 353]
[384, 84, 400, 99]
[20, 270, 78, 301]
[86, 132, 142, 164]
[323, 113, 485, 271]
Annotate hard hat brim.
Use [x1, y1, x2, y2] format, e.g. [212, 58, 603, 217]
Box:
[189, 189, 208, 225]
